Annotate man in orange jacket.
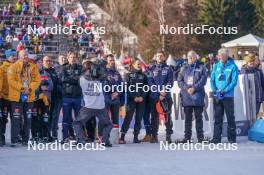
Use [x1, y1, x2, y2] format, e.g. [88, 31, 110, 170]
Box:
[0, 49, 17, 146]
[7, 49, 41, 147]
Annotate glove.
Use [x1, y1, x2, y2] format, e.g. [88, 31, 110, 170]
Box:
[216, 90, 225, 100]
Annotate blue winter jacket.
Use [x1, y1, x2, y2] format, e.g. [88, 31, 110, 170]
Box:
[147, 63, 173, 100]
[177, 61, 207, 107]
[104, 67, 125, 105]
[210, 58, 239, 97]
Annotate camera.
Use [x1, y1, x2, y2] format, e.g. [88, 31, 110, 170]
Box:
[83, 57, 107, 80]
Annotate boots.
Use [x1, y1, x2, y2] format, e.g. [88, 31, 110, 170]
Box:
[166, 135, 172, 143]
[140, 134, 151, 142]
[133, 135, 141, 144]
[118, 133, 126, 144]
[150, 135, 158, 143]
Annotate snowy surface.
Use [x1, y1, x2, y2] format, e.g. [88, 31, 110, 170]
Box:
[1, 125, 264, 175]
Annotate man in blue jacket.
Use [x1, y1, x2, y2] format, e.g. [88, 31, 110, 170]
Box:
[177, 50, 207, 143]
[148, 50, 174, 143]
[210, 48, 239, 143]
[105, 54, 124, 129]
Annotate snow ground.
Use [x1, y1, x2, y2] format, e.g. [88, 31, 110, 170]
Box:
[0, 124, 263, 175]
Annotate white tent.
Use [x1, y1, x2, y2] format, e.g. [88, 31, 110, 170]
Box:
[221, 34, 264, 61]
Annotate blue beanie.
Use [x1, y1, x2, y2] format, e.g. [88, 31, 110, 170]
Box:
[5, 49, 16, 59]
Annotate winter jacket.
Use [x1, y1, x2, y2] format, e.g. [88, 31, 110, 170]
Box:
[42, 67, 60, 99]
[105, 67, 124, 105]
[36, 67, 54, 101]
[147, 63, 174, 100]
[61, 64, 82, 98]
[210, 58, 239, 98]
[0, 67, 3, 99]
[0, 61, 13, 100]
[7, 60, 41, 102]
[125, 69, 148, 100]
[240, 66, 264, 103]
[177, 61, 207, 107]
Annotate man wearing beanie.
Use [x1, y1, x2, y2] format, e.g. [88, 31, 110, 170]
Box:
[0, 49, 17, 146]
[7, 49, 41, 147]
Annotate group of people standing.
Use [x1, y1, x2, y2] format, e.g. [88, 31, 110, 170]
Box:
[0, 47, 263, 147]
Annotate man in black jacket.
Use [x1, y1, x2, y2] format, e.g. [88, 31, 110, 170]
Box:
[61, 53, 82, 143]
[41, 55, 62, 141]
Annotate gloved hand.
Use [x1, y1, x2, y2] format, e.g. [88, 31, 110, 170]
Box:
[216, 90, 225, 100]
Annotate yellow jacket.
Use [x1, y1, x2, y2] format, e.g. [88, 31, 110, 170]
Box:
[0, 61, 13, 100]
[7, 60, 41, 102]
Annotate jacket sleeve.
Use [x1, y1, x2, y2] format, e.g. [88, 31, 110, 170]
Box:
[210, 64, 217, 92]
[0, 68, 3, 94]
[259, 70, 264, 101]
[177, 67, 189, 91]
[29, 65, 41, 92]
[117, 72, 125, 105]
[7, 64, 23, 92]
[166, 66, 174, 88]
[193, 66, 207, 92]
[140, 74, 148, 98]
[47, 76, 53, 92]
[223, 65, 239, 93]
[125, 73, 133, 98]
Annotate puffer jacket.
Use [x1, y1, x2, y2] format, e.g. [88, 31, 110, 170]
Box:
[7, 60, 41, 102]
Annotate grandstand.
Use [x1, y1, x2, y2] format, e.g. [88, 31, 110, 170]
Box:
[0, 0, 107, 61]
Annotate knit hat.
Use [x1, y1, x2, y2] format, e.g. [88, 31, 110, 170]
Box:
[5, 49, 16, 58]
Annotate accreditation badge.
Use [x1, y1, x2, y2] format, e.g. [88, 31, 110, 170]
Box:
[187, 76, 194, 85]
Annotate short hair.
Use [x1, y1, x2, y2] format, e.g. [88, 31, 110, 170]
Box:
[187, 50, 198, 59]
[106, 54, 114, 59]
[156, 49, 165, 55]
[218, 48, 229, 56]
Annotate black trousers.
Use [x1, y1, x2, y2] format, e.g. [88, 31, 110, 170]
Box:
[31, 99, 50, 139]
[106, 104, 120, 126]
[183, 106, 204, 140]
[0, 99, 10, 139]
[121, 99, 145, 136]
[73, 107, 112, 144]
[10, 102, 33, 143]
[85, 117, 96, 141]
[150, 98, 173, 137]
[213, 97, 236, 142]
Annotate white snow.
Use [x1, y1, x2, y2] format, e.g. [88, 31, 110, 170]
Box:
[1, 124, 263, 175]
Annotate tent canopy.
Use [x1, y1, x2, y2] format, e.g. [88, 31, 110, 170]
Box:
[222, 34, 264, 47]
